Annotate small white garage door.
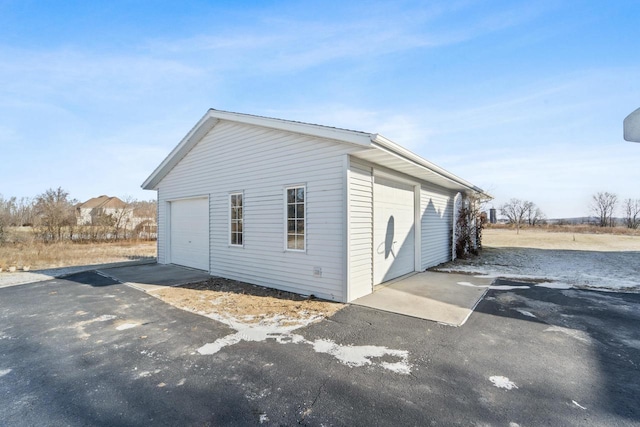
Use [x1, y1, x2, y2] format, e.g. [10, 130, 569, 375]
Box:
[170, 197, 209, 271]
[373, 176, 415, 284]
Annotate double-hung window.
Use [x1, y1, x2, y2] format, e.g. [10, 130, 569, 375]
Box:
[230, 192, 243, 246]
[286, 186, 305, 251]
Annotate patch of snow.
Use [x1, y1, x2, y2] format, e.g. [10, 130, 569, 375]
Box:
[536, 282, 573, 290]
[515, 309, 536, 318]
[436, 247, 640, 292]
[312, 339, 410, 373]
[197, 335, 244, 355]
[0, 368, 11, 377]
[116, 323, 139, 331]
[137, 369, 160, 379]
[489, 376, 518, 390]
[456, 281, 489, 288]
[490, 285, 530, 290]
[259, 413, 269, 424]
[572, 400, 587, 410]
[196, 313, 412, 374]
[457, 281, 527, 291]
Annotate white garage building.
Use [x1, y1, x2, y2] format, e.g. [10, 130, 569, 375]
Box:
[142, 109, 488, 302]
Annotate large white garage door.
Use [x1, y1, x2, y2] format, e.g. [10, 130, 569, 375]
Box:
[170, 197, 209, 271]
[373, 176, 415, 285]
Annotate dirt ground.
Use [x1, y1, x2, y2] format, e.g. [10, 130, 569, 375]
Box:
[483, 228, 640, 251]
[153, 277, 344, 324]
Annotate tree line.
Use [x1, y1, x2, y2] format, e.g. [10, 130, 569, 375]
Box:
[0, 187, 157, 244]
[498, 191, 640, 231]
[590, 192, 640, 229]
[499, 198, 546, 234]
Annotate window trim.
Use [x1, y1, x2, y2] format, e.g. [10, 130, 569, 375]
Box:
[229, 191, 244, 247]
[284, 184, 306, 252]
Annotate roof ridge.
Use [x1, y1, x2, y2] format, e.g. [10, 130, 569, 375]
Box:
[209, 108, 371, 137]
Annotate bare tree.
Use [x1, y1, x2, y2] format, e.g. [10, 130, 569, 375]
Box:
[623, 198, 640, 229]
[500, 198, 532, 234]
[33, 187, 77, 242]
[0, 195, 9, 243]
[15, 197, 35, 226]
[112, 196, 134, 240]
[524, 202, 545, 226]
[0, 195, 36, 243]
[591, 192, 618, 227]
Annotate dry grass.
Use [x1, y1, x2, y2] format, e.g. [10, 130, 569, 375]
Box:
[483, 228, 640, 252]
[487, 223, 640, 236]
[0, 239, 156, 270]
[153, 277, 344, 324]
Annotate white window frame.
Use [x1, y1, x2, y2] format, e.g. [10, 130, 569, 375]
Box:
[284, 184, 306, 252]
[229, 191, 244, 247]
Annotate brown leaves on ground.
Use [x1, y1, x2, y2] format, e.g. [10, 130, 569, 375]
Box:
[152, 277, 344, 323]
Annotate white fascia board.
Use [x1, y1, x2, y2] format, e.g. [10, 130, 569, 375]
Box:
[208, 109, 373, 147]
[370, 133, 492, 199]
[141, 113, 219, 190]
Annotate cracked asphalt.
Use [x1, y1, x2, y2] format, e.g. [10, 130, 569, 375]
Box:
[1, 272, 639, 426]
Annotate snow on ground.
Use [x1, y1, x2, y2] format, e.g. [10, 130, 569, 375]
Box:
[489, 376, 518, 390]
[436, 247, 640, 292]
[195, 311, 412, 374]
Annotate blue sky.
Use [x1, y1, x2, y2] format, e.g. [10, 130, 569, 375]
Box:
[1, 0, 638, 218]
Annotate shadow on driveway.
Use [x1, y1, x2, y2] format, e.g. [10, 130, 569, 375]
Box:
[473, 278, 640, 423]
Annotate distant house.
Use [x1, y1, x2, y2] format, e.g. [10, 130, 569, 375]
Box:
[74, 195, 157, 240]
[75, 195, 131, 226]
[142, 109, 489, 302]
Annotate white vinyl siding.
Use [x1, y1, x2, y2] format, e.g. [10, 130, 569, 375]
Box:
[157, 188, 166, 263]
[156, 120, 358, 302]
[420, 183, 455, 269]
[348, 159, 373, 300]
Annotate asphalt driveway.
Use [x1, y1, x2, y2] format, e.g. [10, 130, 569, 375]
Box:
[1, 272, 639, 426]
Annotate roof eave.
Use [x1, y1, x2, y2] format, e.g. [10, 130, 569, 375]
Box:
[141, 112, 219, 190]
[370, 134, 492, 199]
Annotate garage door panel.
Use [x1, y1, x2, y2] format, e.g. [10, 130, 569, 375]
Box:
[170, 198, 209, 271]
[373, 177, 415, 285]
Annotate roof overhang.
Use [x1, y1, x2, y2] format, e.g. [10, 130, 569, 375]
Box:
[142, 108, 491, 200]
[352, 134, 492, 199]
